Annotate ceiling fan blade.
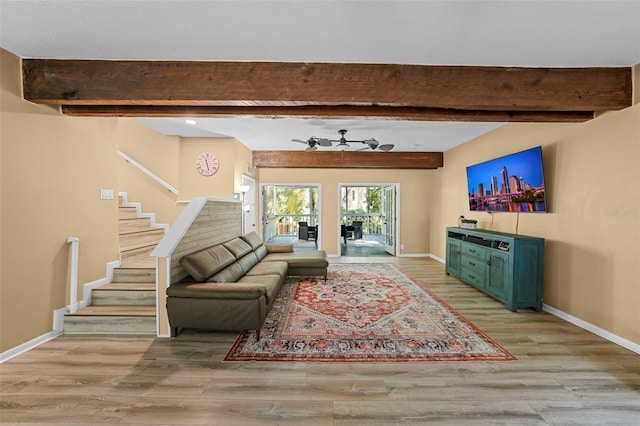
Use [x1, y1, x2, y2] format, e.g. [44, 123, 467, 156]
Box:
[356, 147, 370, 151]
[292, 139, 308, 144]
[378, 144, 394, 152]
[316, 138, 332, 147]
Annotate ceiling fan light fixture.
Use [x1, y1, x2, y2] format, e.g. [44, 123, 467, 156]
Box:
[336, 142, 349, 151]
[293, 129, 391, 152]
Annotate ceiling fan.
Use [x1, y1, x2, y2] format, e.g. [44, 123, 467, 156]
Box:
[291, 136, 333, 151]
[292, 129, 394, 152]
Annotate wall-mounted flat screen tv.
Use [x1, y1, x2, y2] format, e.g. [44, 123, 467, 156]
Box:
[466, 146, 547, 213]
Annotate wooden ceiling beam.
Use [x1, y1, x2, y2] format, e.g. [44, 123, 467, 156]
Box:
[252, 151, 444, 169]
[61, 104, 594, 123]
[24, 60, 632, 114]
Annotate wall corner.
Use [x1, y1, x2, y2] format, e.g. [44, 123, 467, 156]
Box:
[633, 63, 640, 105]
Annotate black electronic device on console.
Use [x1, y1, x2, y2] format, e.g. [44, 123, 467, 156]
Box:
[498, 241, 510, 251]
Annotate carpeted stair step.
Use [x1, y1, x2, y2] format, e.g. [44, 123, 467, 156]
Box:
[64, 306, 156, 335]
[91, 283, 156, 306]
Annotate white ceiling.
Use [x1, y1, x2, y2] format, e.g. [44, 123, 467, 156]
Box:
[2, 0, 639, 152]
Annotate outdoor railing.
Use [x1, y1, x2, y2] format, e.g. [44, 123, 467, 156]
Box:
[265, 214, 318, 239]
[264, 213, 383, 240]
[342, 214, 383, 235]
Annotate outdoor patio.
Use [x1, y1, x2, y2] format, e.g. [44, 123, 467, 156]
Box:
[266, 233, 389, 256]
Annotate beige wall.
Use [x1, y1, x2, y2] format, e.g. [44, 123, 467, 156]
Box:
[234, 141, 255, 191]
[1, 49, 120, 351]
[0, 49, 255, 352]
[2, 44, 637, 351]
[116, 119, 183, 224]
[430, 104, 640, 345]
[117, 128, 253, 225]
[258, 168, 433, 256]
[178, 137, 237, 200]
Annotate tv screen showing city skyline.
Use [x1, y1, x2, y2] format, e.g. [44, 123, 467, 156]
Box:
[466, 146, 547, 213]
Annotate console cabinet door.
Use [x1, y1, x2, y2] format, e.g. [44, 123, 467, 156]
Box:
[446, 238, 462, 276]
[486, 250, 510, 305]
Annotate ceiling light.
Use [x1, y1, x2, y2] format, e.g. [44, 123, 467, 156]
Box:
[336, 141, 350, 151]
[185, 119, 197, 125]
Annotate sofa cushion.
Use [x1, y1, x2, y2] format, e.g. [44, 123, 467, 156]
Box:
[241, 231, 264, 250]
[254, 244, 268, 260]
[238, 274, 283, 306]
[246, 260, 288, 279]
[207, 262, 245, 283]
[265, 243, 293, 253]
[223, 238, 253, 259]
[263, 251, 329, 268]
[236, 252, 259, 274]
[180, 245, 236, 282]
[167, 282, 266, 300]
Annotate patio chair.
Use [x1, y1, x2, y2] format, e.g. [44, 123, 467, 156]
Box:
[298, 222, 317, 241]
[351, 221, 363, 240]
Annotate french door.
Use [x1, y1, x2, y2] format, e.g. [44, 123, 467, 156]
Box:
[383, 185, 396, 255]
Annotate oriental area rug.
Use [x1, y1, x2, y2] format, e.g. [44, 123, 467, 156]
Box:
[224, 263, 515, 362]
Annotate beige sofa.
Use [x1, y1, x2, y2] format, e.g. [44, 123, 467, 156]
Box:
[166, 231, 328, 338]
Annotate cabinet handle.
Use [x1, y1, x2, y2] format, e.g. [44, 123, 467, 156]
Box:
[469, 249, 476, 253]
[469, 261, 476, 266]
[486, 260, 491, 265]
[469, 274, 475, 279]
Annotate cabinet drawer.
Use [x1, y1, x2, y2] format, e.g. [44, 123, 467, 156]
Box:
[461, 243, 487, 259]
[460, 267, 486, 288]
[461, 254, 486, 276]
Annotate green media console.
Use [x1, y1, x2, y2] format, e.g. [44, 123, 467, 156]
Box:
[445, 227, 544, 312]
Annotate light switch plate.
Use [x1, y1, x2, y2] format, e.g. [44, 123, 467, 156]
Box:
[100, 189, 114, 200]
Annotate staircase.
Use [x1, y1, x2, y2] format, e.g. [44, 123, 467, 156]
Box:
[64, 195, 165, 335]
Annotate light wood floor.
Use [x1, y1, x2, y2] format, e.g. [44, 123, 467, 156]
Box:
[2, 257, 639, 425]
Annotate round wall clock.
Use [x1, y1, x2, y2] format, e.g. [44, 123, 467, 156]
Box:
[195, 152, 219, 176]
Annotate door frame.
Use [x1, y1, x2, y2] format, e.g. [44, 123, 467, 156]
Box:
[258, 182, 323, 247]
[383, 184, 398, 256]
[241, 175, 256, 234]
[337, 182, 400, 257]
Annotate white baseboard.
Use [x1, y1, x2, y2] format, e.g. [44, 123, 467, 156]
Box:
[0, 307, 65, 364]
[543, 304, 640, 355]
[428, 253, 445, 263]
[53, 306, 65, 333]
[398, 252, 431, 258]
[428, 255, 637, 354]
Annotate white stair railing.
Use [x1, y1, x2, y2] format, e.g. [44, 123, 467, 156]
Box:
[118, 150, 178, 195]
[67, 236, 80, 314]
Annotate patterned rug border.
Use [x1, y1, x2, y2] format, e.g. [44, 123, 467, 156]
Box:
[224, 263, 516, 362]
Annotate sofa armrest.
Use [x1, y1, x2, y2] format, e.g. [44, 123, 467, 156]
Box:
[167, 282, 267, 300]
[265, 243, 294, 253]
